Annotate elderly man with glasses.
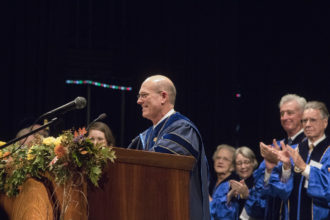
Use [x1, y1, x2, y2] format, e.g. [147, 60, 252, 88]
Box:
[128, 74, 210, 220]
[282, 101, 330, 220]
[264, 101, 330, 219]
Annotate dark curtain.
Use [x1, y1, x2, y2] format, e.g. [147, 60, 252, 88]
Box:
[2, 0, 330, 164]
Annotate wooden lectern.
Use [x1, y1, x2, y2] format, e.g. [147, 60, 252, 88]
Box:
[0, 172, 87, 220]
[88, 147, 196, 220]
[0, 147, 195, 219]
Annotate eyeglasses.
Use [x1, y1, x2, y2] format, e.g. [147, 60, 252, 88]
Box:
[215, 156, 232, 163]
[137, 93, 150, 99]
[236, 160, 251, 166]
[301, 118, 322, 125]
[137, 91, 163, 100]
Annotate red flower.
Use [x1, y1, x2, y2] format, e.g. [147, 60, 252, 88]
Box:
[79, 127, 87, 136]
[74, 127, 87, 138]
[54, 145, 67, 158]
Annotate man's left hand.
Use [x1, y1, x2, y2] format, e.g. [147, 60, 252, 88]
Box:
[286, 145, 306, 172]
[260, 141, 278, 164]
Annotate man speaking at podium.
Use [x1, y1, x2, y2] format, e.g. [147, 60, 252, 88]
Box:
[128, 75, 210, 220]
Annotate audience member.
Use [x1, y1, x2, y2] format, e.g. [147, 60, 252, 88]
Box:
[16, 124, 49, 147]
[229, 146, 265, 220]
[276, 101, 330, 219]
[258, 94, 307, 219]
[87, 122, 115, 147]
[209, 144, 238, 220]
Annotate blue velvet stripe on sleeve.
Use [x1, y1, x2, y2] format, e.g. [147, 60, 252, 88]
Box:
[154, 145, 177, 154]
[161, 133, 198, 159]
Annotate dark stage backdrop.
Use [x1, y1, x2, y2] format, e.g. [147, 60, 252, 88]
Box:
[1, 1, 330, 168]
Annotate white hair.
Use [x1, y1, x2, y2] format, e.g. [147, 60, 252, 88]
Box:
[279, 94, 306, 112]
[305, 101, 329, 119]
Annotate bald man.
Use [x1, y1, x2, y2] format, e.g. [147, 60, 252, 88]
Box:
[128, 75, 210, 220]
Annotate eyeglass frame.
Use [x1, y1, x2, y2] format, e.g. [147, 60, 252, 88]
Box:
[235, 160, 251, 167]
[301, 117, 325, 125]
[137, 91, 163, 100]
[214, 156, 233, 163]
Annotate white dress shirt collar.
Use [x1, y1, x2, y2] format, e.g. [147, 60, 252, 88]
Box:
[154, 109, 175, 128]
[289, 129, 304, 141]
[308, 134, 326, 147]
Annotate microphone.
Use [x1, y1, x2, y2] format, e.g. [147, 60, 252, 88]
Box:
[0, 117, 58, 150]
[87, 113, 107, 130]
[39, 97, 87, 120]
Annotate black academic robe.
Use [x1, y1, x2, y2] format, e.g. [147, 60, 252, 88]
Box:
[289, 137, 330, 220]
[265, 131, 306, 220]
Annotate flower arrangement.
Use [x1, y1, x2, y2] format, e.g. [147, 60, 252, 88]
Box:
[0, 128, 116, 197]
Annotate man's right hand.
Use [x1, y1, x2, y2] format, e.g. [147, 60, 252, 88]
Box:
[260, 141, 279, 164]
[277, 142, 292, 170]
[260, 140, 281, 173]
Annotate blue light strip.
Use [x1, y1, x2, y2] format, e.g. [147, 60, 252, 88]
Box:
[65, 80, 132, 91]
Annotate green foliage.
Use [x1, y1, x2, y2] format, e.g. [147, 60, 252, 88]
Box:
[89, 166, 102, 186]
[0, 129, 116, 197]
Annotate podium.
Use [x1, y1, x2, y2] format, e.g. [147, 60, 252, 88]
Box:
[0, 147, 195, 220]
[88, 147, 196, 220]
[0, 173, 87, 220]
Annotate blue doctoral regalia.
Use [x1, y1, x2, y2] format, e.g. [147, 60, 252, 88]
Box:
[244, 166, 267, 219]
[209, 169, 266, 220]
[304, 140, 330, 219]
[256, 160, 293, 220]
[128, 112, 210, 220]
[307, 149, 330, 207]
[256, 138, 301, 220]
[288, 137, 330, 220]
[209, 174, 239, 220]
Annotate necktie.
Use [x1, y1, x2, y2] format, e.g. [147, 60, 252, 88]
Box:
[309, 144, 314, 153]
[287, 138, 293, 145]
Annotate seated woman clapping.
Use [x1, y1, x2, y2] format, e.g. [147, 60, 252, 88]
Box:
[228, 146, 266, 220]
